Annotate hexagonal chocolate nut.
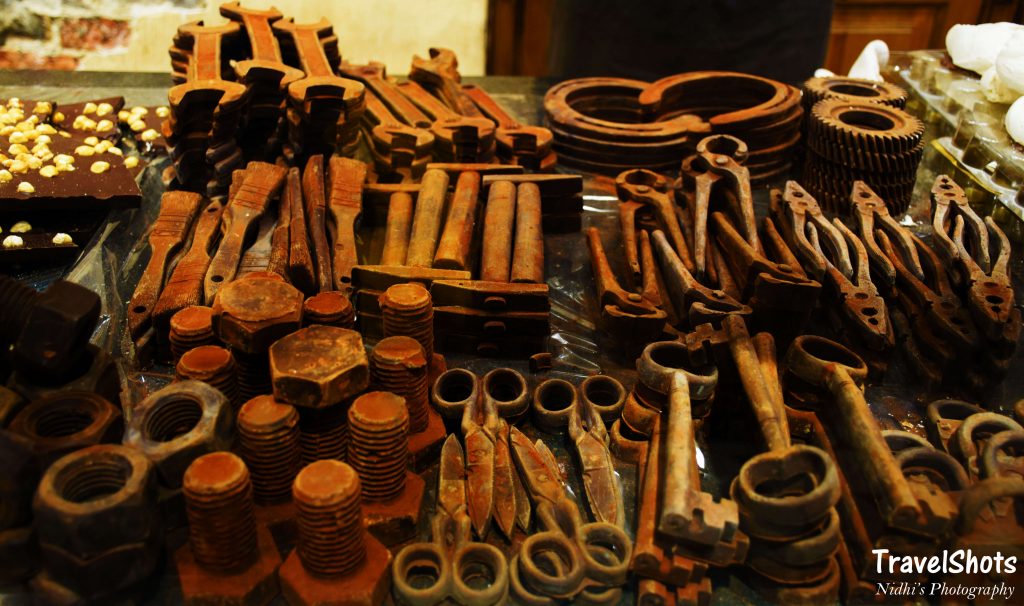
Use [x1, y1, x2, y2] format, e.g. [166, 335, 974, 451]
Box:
[32, 445, 160, 560]
[123, 380, 234, 488]
[212, 278, 304, 354]
[0, 429, 39, 530]
[37, 532, 162, 600]
[175, 524, 281, 606]
[278, 530, 391, 606]
[270, 326, 369, 409]
[9, 390, 123, 469]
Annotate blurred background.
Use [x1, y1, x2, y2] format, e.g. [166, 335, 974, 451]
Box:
[0, 0, 1018, 81]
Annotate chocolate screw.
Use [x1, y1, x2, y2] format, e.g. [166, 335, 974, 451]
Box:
[238, 395, 301, 504]
[298, 405, 349, 466]
[303, 291, 355, 329]
[293, 460, 366, 576]
[175, 345, 240, 410]
[370, 337, 429, 433]
[168, 305, 216, 361]
[347, 392, 409, 502]
[379, 283, 434, 360]
[183, 452, 259, 572]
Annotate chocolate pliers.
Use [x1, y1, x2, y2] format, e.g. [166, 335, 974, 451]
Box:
[849, 180, 923, 293]
[930, 175, 1017, 341]
[680, 134, 760, 278]
[616, 169, 695, 281]
[586, 227, 668, 343]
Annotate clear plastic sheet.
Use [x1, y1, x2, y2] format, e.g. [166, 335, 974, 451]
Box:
[3, 71, 1023, 604]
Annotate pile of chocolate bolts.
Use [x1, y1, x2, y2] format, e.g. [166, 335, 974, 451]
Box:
[0, 4, 1021, 606]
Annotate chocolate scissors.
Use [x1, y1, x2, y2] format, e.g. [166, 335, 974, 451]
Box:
[509, 426, 632, 605]
[392, 435, 509, 606]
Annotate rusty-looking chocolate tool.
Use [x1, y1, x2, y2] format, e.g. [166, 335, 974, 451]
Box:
[479, 180, 517, 282]
[636, 340, 735, 546]
[267, 169, 292, 279]
[380, 191, 414, 266]
[639, 71, 803, 182]
[784, 335, 958, 537]
[327, 157, 368, 290]
[167, 20, 248, 109]
[930, 176, 1017, 342]
[680, 135, 759, 278]
[587, 227, 667, 344]
[152, 202, 225, 338]
[462, 83, 556, 170]
[204, 161, 287, 303]
[236, 208, 276, 278]
[128, 191, 204, 341]
[774, 182, 892, 354]
[397, 80, 496, 162]
[511, 182, 545, 283]
[432, 367, 531, 422]
[924, 399, 985, 453]
[282, 166, 315, 294]
[531, 378, 625, 528]
[392, 435, 509, 606]
[615, 169, 693, 278]
[460, 370, 497, 539]
[431, 165, 524, 272]
[405, 168, 451, 268]
[543, 77, 705, 174]
[509, 425, 632, 604]
[947, 412, 1023, 481]
[338, 61, 433, 129]
[271, 18, 365, 156]
[686, 317, 841, 542]
[650, 229, 750, 327]
[849, 181, 923, 291]
[409, 48, 480, 117]
[302, 155, 333, 293]
[359, 88, 433, 179]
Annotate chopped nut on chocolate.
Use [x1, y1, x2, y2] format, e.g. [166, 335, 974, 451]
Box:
[123, 156, 139, 169]
[10, 221, 30, 233]
[16, 182, 33, 193]
[130, 120, 146, 132]
[83, 102, 97, 114]
[84, 136, 99, 146]
[8, 131, 26, 144]
[0, 170, 11, 183]
[3, 235, 23, 248]
[52, 232, 73, 245]
[97, 120, 114, 132]
[74, 145, 95, 156]
[97, 102, 113, 117]
[39, 165, 57, 178]
[141, 129, 159, 142]
[90, 161, 110, 174]
[155, 106, 169, 118]
[8, 144, 27, 156]
[9, 160, 27, 174]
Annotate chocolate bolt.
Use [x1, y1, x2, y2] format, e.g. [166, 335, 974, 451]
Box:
[433, 170, 481, 271]
[175, 452, 281, 605]
[370, 337, 429, 432]
[404, 169, 450, 267]
[303, 291, 355, 329]
[175, 345, 240, 410]
[212, 277, 304, 402]
[511, 182, 544, 283]
[297, 405, 349, 466]
[278, 460, 392, 606]
[168, 305, 217, 361]
[480, 180, 516, 282]
[380, 192, 414, 265]
[238, 395, 302, 504]
[347, 392, 424, 545]
[379, 283, 434, 360]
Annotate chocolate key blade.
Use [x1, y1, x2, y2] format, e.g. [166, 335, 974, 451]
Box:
[491, 420, 517, 539]
[438, 434, 467, 518]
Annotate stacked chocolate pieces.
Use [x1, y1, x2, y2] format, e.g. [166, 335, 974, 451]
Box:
[166, 21, 248, 195]
[272, 18, 365, 161]
[802, 77, 922, 215]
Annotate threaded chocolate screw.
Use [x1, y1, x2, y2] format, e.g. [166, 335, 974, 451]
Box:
[303, 291, 355, 329]
[379, 283, 433, 360]
[347, 391, 409, 502]
[175, 345, 240, 409]
[370, 336, 429, 433]
[182, 451, 259, 573]
[298, 404, 349, 466]
[169, 306, 216, 361]
[238, 395, 301, 504]
[293, 460, 366, 577]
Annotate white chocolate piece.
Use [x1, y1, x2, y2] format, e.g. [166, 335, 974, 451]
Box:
[3, 235, 24, 248]
[946, 22, 1024, 75]
[1006, 97, 1024, 146]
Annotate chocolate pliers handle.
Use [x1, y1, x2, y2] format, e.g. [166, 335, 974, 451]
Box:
[931, 175, 990, 274]
[822, 219, 893, 350]
[615, 169, 694, 274]
[877, 230, 978, 351]
[650, 229, 750, 326]
[586, 227, 658, 315]
[776, 181, 853, 280]
[711, 211, 806, 289]
[850, 180, 923, 291]
[954, 215, 1016, 341]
